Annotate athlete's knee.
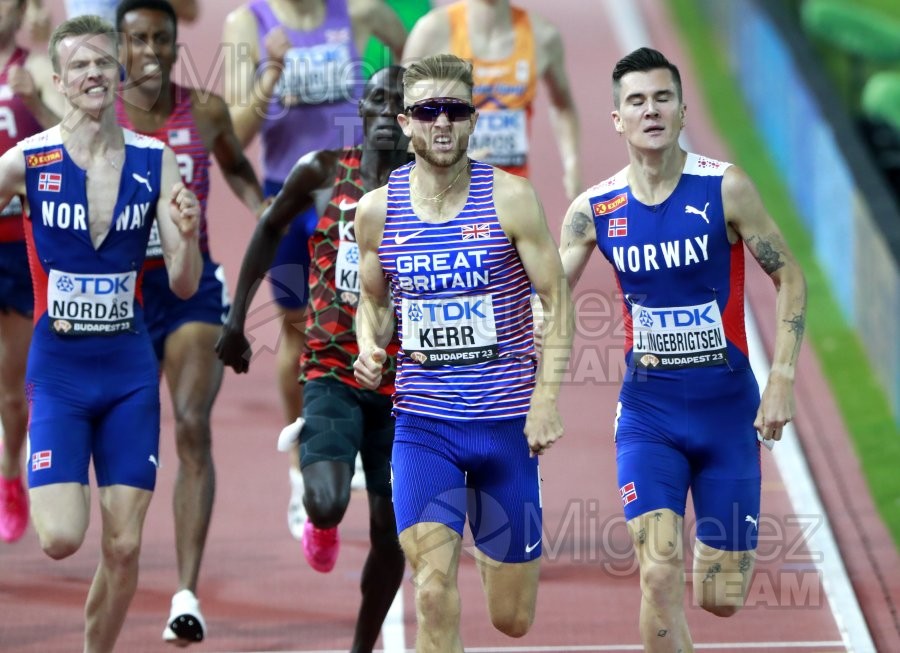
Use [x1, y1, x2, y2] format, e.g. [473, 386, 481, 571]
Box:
[0, 390, 27, 420]
[37, 528, 84, 560]
[415, 575, 459, 626]
[701, 601, 742, 618]
[100, 530, 142, 570]
[640, 558, 683, 608]
[489, 605, 534, 638]
[303, 479, 350, 528]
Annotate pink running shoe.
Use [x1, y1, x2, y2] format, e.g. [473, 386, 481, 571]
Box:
[302, 521, 340, 573]
[0, 476, 28, 543]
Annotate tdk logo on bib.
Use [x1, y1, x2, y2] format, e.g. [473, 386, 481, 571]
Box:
[638, 305, 717, 328]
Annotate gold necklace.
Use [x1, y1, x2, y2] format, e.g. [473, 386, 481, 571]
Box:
[410, 162, 469, 203]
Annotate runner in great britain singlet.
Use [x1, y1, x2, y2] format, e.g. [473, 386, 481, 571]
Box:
[379, 161, 542, 563]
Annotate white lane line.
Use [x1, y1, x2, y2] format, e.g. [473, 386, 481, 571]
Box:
[381, 585, 405, 653]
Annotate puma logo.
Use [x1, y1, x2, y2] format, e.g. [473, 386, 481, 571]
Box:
[745, 514, 758, 529]
[685, 202, 710, 224]
[148, 454, 160, 469]
[132, 171, 153, 193]
[393, 229, 425, 246]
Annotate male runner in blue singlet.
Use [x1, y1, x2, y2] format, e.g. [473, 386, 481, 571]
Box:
[0, 16, 201, 652]
[559, 47, 807, 651]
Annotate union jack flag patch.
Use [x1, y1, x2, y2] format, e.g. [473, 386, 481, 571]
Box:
[461, 224, 491, 240]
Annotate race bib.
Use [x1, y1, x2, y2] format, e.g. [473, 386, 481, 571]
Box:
[275, 43, 354, 106]
[401, 294, 498, 367]
[47, 269, 136, 336]
[336, 239, 359, 306]
[631, 299, 728, 369]
[145, 219, 162, 259]
[470, 109, 528, 168]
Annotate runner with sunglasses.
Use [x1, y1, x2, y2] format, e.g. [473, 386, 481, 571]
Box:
[402, 0, 582, 200]
[353, 53, 573, 648]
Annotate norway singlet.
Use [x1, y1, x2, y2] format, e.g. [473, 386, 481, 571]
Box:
[301, 146, 399, 393]
[22, 126, 164, 491]
[590, 153, 762, 551]
[448, 1, 537, 176]
[378, 161, 536, 419]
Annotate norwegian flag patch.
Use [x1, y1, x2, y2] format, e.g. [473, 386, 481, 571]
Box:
[32, 450, 52, 471]
[619, 481, 637, 507]
[607, 217, 627, 238]
[461, 224, 490, 240]
[38, 172, 61, 193]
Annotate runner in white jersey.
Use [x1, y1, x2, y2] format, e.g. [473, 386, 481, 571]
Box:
[353, 53, 573, 648]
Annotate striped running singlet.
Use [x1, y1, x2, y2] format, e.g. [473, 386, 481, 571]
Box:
[379, 161, 536, 419]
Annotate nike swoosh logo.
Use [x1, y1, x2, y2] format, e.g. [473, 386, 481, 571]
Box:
[525, 539, 541, 554]
[338, 199, 358, 211]
[393, 229, 425, 246]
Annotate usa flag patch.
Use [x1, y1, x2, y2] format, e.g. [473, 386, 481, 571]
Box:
[608, 217, 627, 238]
[38, 172, 61, 193]
[32, 450, 52, 471]
[461, 224, 490, 240]
[168, 128, 190, 146]
[619, 481, 637, 506]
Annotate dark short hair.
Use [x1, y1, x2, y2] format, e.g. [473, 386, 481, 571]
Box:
[116, 0, 179, 43]
[612, 47, 682, 106]
[49, 15, 118, 73]
[363, 64, 405, 99]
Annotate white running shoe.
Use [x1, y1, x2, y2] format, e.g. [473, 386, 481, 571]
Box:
[287, 466, 307, 541]
[162, 589, 206, 646]
[350, 453, 366, 491]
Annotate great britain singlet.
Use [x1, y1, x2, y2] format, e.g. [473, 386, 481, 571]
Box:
[0, 48, 43, 242]
[590, 153, 749, 376]
[447, 1, 537, 176]
[20, 126, 163, 340]
[116, 84, 211, 268]
[302, 146, 399, 393]
[249, 0, 362, 183]
[379, 161, 535, 419]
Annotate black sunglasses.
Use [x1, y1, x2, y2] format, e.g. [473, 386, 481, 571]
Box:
[405, 98, 476, 122]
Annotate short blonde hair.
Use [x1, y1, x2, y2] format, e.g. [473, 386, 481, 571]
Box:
[49, 15, 118, 74]
[403, 53, 474, 104]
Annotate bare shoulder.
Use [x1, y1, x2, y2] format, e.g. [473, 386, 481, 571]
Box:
[402, 7, 450, 62]
[528, 11, 561, 47]
[188, 88, 228, 122]
[222, 4, 258, 43]
[492, 167, 542, 234]
[355, 185, 389, 247]
[721, 163, 764, 223]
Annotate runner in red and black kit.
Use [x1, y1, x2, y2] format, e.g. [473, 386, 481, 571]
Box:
[0, 1, 64, 544]
[217, 65, 410, 652]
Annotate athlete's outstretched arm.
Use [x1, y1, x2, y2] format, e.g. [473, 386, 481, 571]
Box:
[535, 18, 582, 200]
[724, 165, 807, 442]
[156, 146, 202, 299]
[353, 187, 393, 390]
[350, 0, 407, 60]
[201, 92, 265, 216]
[0, 145, 26, 213]
[496, 173, 574, 456]
[558, 191, 597, 290]
[17, 54, 65, 127]
[216, 150, 335, 373]
[222, 6, 285, 148]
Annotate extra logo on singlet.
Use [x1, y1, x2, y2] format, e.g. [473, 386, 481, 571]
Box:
[47, 269, 136, 336]
[631, 299, 727, 369]
[275, 40, 355, 107]
[401, 294, 498, 367]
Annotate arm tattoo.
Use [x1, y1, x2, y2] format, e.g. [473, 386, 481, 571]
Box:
[747, 235, 785, 274]
[739, 552, 752, 577]
[657, 629, 668, 638]
[702, 563, 722, 583]
[566, 211, 592, 239]
[636, 528, 646, 546]
[785, 313, 805, 359]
